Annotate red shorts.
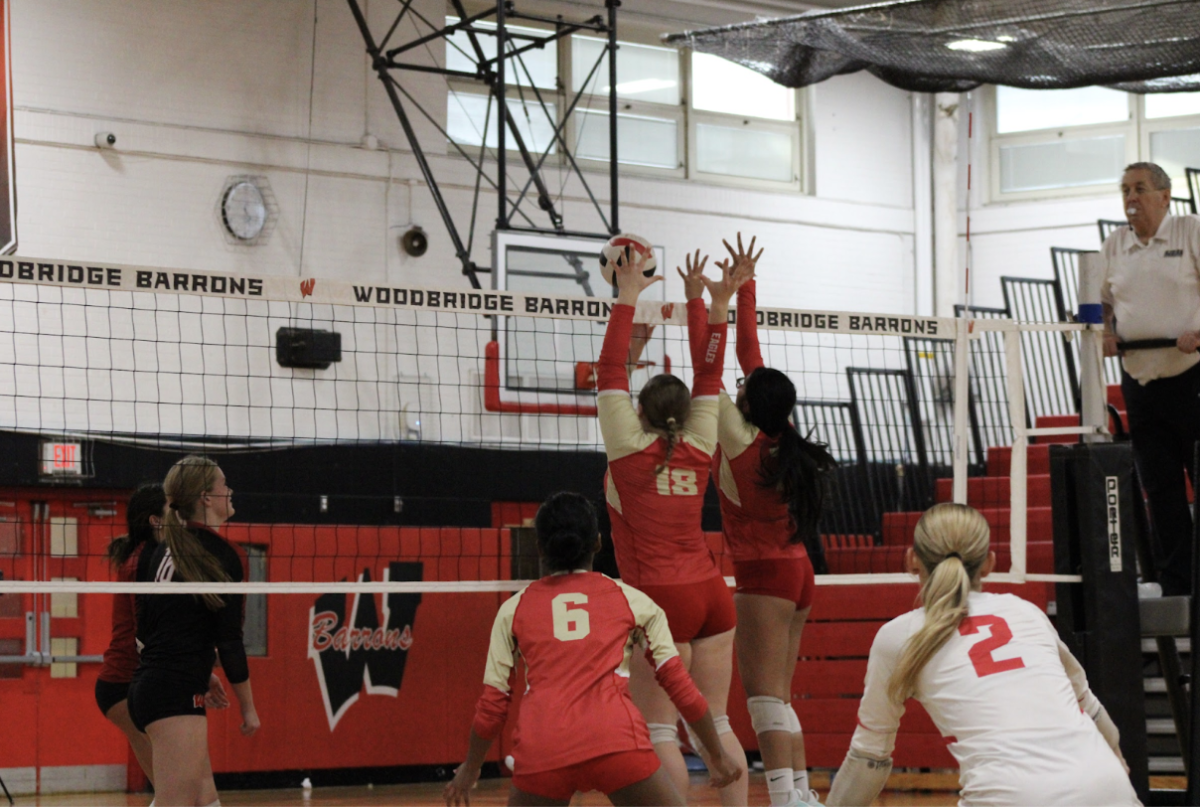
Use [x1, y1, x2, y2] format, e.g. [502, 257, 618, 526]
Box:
[512, 749, 661, 801]
[636, 575, 736, 643]
[733, 557, 815, 609]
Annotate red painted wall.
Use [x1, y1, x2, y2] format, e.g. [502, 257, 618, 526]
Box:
[0, 487, 1054, 788]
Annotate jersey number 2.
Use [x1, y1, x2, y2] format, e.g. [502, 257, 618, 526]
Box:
[552, 593, 591, 641]
[958, 615, 1026, 677]
[656, 468, 698, 496]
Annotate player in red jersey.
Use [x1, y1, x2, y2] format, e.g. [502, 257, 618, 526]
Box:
[684, 235, 835, 807]
[444, 492, 742, 806]
[597, 245, 750, 804]
[95, 484, 168, 786]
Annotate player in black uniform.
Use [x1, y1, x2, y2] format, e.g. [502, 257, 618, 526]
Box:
[129, 455, 259, 807]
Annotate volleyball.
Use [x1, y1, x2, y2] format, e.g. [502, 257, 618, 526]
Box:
[599, 233, 657, 286]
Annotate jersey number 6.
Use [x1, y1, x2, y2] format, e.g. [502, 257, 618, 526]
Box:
[959, 615, 1026, 678]
[552, 593, 591, 641]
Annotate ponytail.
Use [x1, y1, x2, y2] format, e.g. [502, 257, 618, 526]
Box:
[886, 503, 990, 703]
[657, 416, 680, 476]
[637, 374, 691, 476]
[162, 456, 231, 611]
[759, 425, 836, 544]
[743, 367, 836, 544]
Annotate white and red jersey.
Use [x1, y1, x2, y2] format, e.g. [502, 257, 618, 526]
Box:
[471, 571, 708, 774]
[597, 303, 726, 587]
[688, 285, 806, 563]
[850, 591, 1138, 806]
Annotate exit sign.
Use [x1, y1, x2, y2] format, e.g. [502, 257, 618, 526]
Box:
[40, 441, 83, 476]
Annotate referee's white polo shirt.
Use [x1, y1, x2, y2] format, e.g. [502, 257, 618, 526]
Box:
[1100, 213, 1200, 384]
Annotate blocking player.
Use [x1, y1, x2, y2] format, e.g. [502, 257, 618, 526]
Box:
[129, 456, 259, 807]
[827, 503, 1140, 807]
[443, 492, 742, 806]
[684, 234, 835, 807]
[597, 243, 751, 803]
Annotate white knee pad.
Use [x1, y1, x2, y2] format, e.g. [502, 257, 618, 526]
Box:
[747, 695, 791, 735]
[787, 703, 802, 734]
[684, 713, 733, 754]
[647, 722, 680, 747]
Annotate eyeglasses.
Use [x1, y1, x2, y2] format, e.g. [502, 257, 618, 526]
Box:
[735, 377, 746, 390]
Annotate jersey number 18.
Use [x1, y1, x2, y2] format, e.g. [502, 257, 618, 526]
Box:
[655, 468, 698, 496]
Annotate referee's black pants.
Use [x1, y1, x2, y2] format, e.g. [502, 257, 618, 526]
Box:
[1122, 362, 1200, 596]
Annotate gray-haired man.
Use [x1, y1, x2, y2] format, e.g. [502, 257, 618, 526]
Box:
[1100, 161, 1200, 595]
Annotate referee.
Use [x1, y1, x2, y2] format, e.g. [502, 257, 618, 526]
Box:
[1101, 161, 1200, 596]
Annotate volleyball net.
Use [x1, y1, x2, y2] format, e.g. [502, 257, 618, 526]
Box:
[0, 254, 1103, 597]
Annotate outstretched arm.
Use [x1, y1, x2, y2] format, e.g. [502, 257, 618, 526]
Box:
[719, 233, 765, 375]
[678, 249, 710, 370]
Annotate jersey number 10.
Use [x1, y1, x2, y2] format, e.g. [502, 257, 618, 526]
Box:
[552, 593, 591, 641]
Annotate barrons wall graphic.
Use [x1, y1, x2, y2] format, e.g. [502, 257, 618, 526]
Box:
[307, 562, 423, 731]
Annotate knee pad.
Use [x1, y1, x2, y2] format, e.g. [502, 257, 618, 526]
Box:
[647, 722, 680, 747]
[747, 695, 791, 735]
[713, 714, 733, 735]
[787, 703, 802, 734]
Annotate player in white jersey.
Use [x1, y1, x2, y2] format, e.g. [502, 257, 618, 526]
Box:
[827, 503, 1140, 807]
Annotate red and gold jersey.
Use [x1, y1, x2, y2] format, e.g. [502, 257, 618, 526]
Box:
[713, 404, 806, 562]
[471, 572, 707, 774]
[596, 304, 726, 587]
[690, 285, 805, 562]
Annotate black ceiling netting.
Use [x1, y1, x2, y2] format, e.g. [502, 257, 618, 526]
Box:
[664, 0, 1200, 94]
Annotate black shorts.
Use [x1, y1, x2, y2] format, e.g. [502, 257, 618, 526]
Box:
[127, 670, 207, 732]
[95, 678, 131, 716]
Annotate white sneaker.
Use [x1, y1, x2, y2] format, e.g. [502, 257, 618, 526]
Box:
[799, 789, 824, 807]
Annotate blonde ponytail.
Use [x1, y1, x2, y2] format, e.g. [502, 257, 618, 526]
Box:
[162, 455, 231, 611]
[887, 503, 990, 704]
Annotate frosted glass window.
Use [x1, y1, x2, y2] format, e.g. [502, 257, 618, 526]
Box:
[696, 124, 793, 182]
[999, 135, 1126, 192]
[1150, 127, 1200, 184]
[691, 53, 794, 122]
[572, 36, 680, 105]
[1146, 92, 1200, 119]
[576, 110, 677, 168]
[446, 17, 557, 90]
[996, 86, 1128, 134]
[447, 91, 558, 154]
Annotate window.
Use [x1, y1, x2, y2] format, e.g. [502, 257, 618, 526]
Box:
[991, 86, 1200, 199]
[571, 35, 682, 173]
[445, 18, 559, 156]
[689, 52, 800, 186]
[243, 545, 267, 656]
[443, 19, 804, 189]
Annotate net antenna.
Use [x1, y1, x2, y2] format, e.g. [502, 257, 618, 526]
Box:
[345, 0, 622, 290]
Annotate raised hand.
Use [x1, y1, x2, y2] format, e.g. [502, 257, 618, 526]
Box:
[714, 232, 763, 283]
[676, 249, 709, 301]
[613, 244, 662, 306]
[705, 243, 756, 306]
